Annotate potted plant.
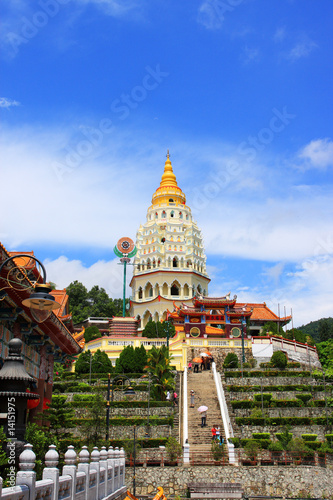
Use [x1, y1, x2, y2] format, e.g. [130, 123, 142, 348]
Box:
[268, 440, 284, 461]
[211, 440, 224, 464]
[165, 436, 182, 465]
[243, 440, 260, 465]
[287, 438, 308, 465]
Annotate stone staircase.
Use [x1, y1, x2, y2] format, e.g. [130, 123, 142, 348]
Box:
[186, 369, 225, 453]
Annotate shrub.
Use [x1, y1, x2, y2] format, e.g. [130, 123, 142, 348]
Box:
[325, 434, 333, 446]
[301, 434, 317, 441]
[165, 436, 182, 461]
[211, 440, 224, 461]
[223, 353, 239, 369]
[275, 430, 292, 449]
[244, 440, 261, 461]
[254, 393, 272, 402]
[270, 351, 288, 369]
[252, 433, 270, 440]
[295, 394, 312, 403]
[248, 358, 257, 368]
[268, 441, 284, 452]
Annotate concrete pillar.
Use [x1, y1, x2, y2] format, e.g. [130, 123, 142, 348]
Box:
[43, 445, 59, 500]
[16, 443, 36, 499]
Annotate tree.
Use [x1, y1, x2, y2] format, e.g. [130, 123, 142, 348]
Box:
[319, 319, 333, 342]
[223, 352, 238, 369]
[261, 321, 280, 336]
[75, 350, 92, 374]
[91, 349, 113, 373]
[84, 325, 101, 343]
[80, 394, 106, 446]
[41, 395, 74, 440]
[145, 345, 175, 400]
[66, 281, 90, 324]
[115, 345, 147, 374]
[270, 351, 287, 369]
[142, 320, 176, 339]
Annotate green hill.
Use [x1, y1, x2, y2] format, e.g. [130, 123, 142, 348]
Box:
[298, 317, 333, 344]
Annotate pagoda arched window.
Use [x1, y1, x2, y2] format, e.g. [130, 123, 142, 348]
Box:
[137, 264, 141, 271]
[138, 287, 143, 299]
[170, 210, 174, 218]
[152, 259, 156, 268]
[161, 237, 165, 243]
[171, 284, 179, 296]
[169, 199, 174, 203]
[162, 211, 166, 218]
[155, 212, 158, 218]
[158, 259, 161, 266]
[174, 246, 177, 251]
[169, 245, 171, 251]
[179, 212, 183, 219]
[186, 214, 189, 220]
[147, 259, 151, 269]
[180, 246, 183, 251]
[170, 236, 173, 241]
[173, 257, 178, 268]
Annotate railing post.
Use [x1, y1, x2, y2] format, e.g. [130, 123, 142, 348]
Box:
[16, 443, 36, 499]
[113, 447, 120, 490]
[90, 447, 100, 500]
[99, 446, 108, 498]
[119, 448, 126, 487]
[0, 475, 2, 497]
[183, 441, 190, 466]
[78, 446, 90, 500]
[62, 445, 77, 500]
[107, 446, 115, 493]
[43, 445, 59, 500]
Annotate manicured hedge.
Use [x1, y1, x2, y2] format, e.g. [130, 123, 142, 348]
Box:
[235, 416, 333, 426]
[108, 438, 168, 449]
[301, 434, 317, 441]
[227, 384, 329, 392]
[74, 416, 174, 427]
[225, 370, 311, 378]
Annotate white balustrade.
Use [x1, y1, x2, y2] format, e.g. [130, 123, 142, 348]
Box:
[0, 442, 127, 500]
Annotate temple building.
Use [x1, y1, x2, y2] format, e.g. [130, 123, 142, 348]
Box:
[129, 152, 210, 329]
[0, 244, 83, 421]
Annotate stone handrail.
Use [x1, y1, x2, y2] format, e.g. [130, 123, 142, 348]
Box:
[212, 362, 236, 464]
[0, 443, 127, 500]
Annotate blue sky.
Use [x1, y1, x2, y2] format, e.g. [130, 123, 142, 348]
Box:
[1, 0, 333, 327]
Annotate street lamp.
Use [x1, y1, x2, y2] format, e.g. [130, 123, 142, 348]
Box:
[0, 254, 60, 323]
[106, 374, 135, 442]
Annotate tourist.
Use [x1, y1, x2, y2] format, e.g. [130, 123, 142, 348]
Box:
[201, 410, 207, 427]
[194, 362, 199, 373]
[211, 426, 217, 440]
[188, 361, 192, 371]
[173, 391, 178, 406]
[216, 426, 220, 443]
[201, 357, 205, 371]
[190, 390, 195, 408]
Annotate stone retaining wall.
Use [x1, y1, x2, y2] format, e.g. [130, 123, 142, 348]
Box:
[233, 407, 325, 418]
[125, 465, 333, 497]
[234, 424, 328, 440]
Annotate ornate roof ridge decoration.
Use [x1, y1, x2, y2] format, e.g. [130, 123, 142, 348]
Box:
[193, 293, 237, 306]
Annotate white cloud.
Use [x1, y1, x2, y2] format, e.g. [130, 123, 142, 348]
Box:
[75, 0, 142, 17]
[44, 256, 129, 297]
[286, 39, 317, 61]
[197, 1, 224, 30]
[298, 138, 333, 169]
[273, 27, 286, 43]
[0, 97, 20, 108]
[241, 46, 260, 64]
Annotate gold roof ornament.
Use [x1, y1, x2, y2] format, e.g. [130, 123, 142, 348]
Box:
[152, 151, 186, 206]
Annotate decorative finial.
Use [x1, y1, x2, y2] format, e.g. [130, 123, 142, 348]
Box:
[166, 149, 170, 159]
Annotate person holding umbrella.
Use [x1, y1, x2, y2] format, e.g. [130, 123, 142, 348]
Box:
[198, 405, 208, 427]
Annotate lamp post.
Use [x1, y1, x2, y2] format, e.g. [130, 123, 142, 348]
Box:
[0, 254, 61, 322]
[106, 375, 135, 442]
[133, 425, 136, 497]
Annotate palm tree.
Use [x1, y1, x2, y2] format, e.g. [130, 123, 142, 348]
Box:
[145, 345, 175, 400]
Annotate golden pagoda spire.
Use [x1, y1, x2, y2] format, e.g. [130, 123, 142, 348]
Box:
[160, 150, 177, 188]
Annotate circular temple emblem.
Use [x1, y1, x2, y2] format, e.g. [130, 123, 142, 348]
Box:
[190, 327, 200, 338]
[116, 237, 135, 255]
[231, 327, 241, 338]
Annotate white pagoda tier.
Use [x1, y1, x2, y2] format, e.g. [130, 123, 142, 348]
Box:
[129, 152, 210, 330]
